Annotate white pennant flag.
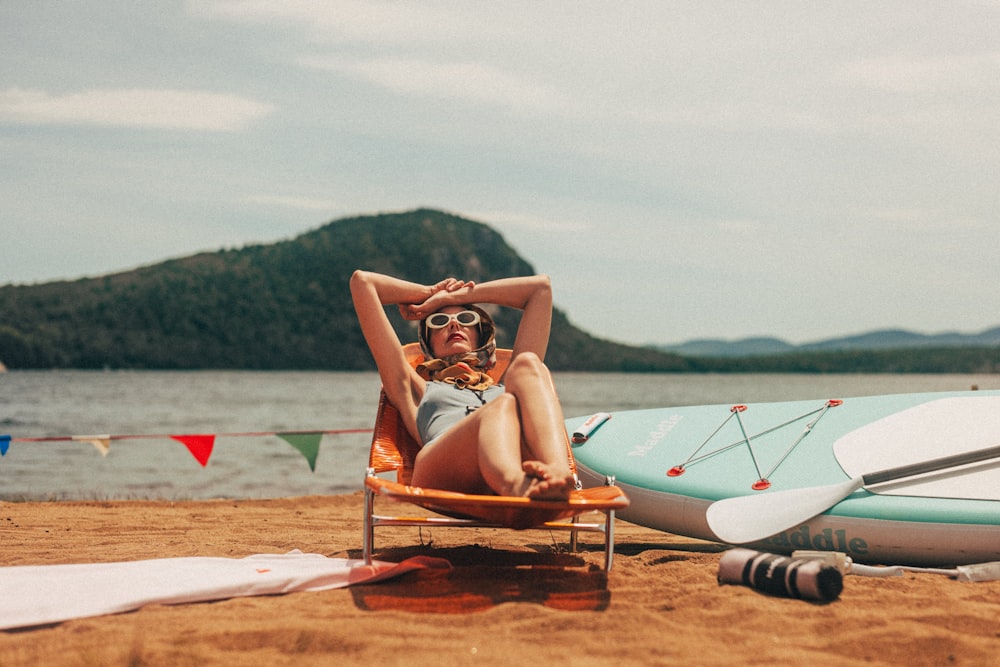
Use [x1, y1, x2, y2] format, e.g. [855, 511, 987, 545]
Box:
[72, 434, 111, 457]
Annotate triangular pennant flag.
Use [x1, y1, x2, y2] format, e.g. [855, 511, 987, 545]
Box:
[72, 435, 111, 457]
[278, 433, 323, 472]
[170, 434, 216, 467]
[0, 435, 10, 457]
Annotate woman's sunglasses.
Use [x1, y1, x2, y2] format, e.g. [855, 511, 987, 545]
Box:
[425, 310, 482, 329]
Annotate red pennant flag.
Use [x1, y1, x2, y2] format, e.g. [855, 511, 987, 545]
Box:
[170, 434, 216, 467]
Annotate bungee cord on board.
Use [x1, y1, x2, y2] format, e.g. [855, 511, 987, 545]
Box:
[666, 399, 844, 490]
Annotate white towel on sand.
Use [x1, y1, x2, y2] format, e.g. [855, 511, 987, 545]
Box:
[1, 550, 446, 630]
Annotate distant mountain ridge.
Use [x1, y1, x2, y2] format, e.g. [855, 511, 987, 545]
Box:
[3, 208, 999, 372]
[658, 327, 1000, 358]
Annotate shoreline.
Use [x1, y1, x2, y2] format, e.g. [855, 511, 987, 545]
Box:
[2, 494, 998, 666]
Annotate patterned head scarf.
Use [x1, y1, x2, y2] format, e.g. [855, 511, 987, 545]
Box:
[416, 304, 497, 390]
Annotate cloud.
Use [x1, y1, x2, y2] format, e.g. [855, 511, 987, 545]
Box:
[469, 210, 591, 235]
[0, 87, 275, 131]
[862, 207, 989, 232]
[243, 194, 340, 212]
[298, 55, 570, 115]
[187, 0, 499, 45]
[836, 52, 1000, 93]
[192, 1, 578, 117]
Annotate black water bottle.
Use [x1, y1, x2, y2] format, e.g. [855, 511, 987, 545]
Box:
[718, 548, 843, 602]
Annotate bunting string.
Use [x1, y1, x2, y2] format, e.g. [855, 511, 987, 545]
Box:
[0, 428, 371, 469]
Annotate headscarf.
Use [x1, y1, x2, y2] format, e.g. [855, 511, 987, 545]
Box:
[416, 304, 497, 391]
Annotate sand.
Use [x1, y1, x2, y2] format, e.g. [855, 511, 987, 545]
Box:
[2, 494, 998, 666]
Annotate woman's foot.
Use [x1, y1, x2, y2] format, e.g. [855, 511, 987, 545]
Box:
[520, 461, 574, 500]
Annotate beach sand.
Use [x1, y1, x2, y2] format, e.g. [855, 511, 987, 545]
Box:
[2, 494, 998, 666]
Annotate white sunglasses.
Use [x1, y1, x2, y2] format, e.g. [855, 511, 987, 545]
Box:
[425, 310, 482, 329]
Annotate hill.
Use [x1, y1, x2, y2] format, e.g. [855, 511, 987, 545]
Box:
[655, 328, 1000, 374]
[4, 208, 999, 373]
[0, 209, 687, 372]
[660, 328, 1000, 357]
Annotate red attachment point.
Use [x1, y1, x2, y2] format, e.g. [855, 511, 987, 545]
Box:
[827, 399, 843, 407]
[667, 466, 686, 477]
[752, 478, 771, 491]
[731, 404, 748, 413]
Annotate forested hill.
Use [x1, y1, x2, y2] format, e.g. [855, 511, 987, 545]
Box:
[0, 209, 687, 371]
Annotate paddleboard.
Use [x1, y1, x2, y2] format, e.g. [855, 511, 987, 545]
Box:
[568, 390, 1000, 566]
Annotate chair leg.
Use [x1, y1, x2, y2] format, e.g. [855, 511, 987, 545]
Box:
[604, 509, 616, 572]
[602, 475, 618, 572]
[363, 484, 375, 565]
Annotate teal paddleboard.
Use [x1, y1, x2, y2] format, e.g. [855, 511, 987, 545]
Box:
[568, 390, 1000, 566]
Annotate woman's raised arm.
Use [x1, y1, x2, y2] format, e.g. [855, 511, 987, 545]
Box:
[350, 271, 470, 405]
[407, 275, 553, 362]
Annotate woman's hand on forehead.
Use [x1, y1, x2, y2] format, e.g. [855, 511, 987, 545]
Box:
[401, 279, 475, 320]
[434, 278, 474, 293]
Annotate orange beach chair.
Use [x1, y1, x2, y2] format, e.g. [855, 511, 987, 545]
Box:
[363, 343, 629, 571]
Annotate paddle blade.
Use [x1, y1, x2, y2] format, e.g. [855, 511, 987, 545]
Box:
[706, 476, 865, 544]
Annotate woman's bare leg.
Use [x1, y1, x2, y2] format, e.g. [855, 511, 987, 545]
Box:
[411, 394, 523, 495]
[411, 381, 574, 499]
[502, 353, 573, 474]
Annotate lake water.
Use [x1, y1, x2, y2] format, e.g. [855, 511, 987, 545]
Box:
[2, 370, 998, 501]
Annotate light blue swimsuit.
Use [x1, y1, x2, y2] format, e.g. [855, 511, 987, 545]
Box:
[416, 382, 505, 445]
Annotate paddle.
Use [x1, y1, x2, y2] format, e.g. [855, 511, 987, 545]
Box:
[706, 443, 1000, 544]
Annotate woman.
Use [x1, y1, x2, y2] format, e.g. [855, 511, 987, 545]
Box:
[350, 270, 575, 500]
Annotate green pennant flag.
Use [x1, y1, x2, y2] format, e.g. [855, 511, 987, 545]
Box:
[278, 433, 323, 472]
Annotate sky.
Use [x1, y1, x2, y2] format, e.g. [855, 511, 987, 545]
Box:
[2, 1, 999, 346]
